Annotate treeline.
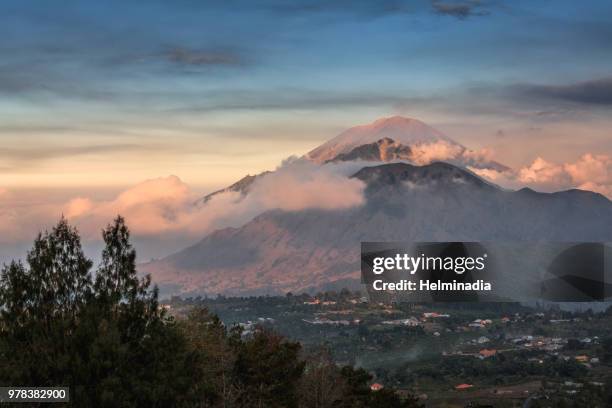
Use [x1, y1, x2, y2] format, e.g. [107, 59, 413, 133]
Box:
[0, 217, 421, 407]
[168, 289, 365, 307]
[415, 352, 587, 383]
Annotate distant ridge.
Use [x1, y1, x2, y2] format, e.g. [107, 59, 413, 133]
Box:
[352, 161, 496, 190]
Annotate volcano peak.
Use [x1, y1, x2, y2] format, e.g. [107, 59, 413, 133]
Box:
[307, 115, 460, 163]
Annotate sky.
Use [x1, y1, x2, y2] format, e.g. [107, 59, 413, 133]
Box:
[1, 0, 612, 260]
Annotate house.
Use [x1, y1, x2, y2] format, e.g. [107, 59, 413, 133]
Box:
[479, 349, 497, 358]
[575, 355, 589, 363]
[455, 384, 474, 390]
[381, 317, 420, 327]
[370, 383, 384, 391]
[564, 381, 583, 388]
[422, 312, 450, 319]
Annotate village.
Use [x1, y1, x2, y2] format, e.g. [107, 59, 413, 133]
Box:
[165, 292, 612, 406]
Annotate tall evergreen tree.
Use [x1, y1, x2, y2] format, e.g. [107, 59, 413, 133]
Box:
[0, 217, 93, 386]
[94, 216, 159, 342]
[26, 217, 93, 323]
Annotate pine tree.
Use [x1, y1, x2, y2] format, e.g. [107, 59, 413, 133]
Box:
[26, 217, 93, 323]
[95, 215, 139, 303]
[0, 217, 93, 386]
[94, 216, 159, 343]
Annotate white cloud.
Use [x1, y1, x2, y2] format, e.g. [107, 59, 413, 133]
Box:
[408, 141, 464, 165]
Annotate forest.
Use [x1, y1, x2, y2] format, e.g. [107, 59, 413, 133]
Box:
[0, 216, 421, 407]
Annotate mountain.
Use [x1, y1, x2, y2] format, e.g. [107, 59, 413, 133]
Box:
[195, 171, 271, 205]
[142, 162, 612, 296]
[195, 116, 509, 205]
[307, 116, 457, 163]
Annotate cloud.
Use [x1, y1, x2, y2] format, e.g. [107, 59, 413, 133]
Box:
[74, 162, 365, 237]
[259, 0, 415, 19]
[467, 166, 516, 186]
[160, 47, 241, 66]
[517, 77, 612, 106]
[577, 181, 612, 198]
[431, 0, 489, 19]
[0, 144, 151, 162]
[473, 153, 612, 198]
[565, 153, 612, 185]
[169, 90, 431, 114]
[262, 0, 495, 20]
[517, 157, 573, 187]
[0, 160, 366, 244]
[0, 144, 166, 173]
[402, 141, 508, 173]
[65, 197, 94, 218]
[242, 159, 365, 211]
[408, 141, 465, 165]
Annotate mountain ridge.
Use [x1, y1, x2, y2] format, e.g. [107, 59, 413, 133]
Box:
[143, 161, 612, 296]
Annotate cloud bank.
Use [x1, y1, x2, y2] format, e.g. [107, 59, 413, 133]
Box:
[0, 160, 365, 245]
[470, 153, 612, 198]
[1, 150, 610, 252]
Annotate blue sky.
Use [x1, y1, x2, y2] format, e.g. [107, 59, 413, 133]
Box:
[1, 0, 612, 189]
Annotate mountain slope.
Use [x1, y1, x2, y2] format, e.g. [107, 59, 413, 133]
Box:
[195, 171, 271, 205]
[325, 137, 413, 163]
[142, 162, 612, 296]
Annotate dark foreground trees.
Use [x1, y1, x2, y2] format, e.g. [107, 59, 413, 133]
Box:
[0, 217, 420, 407]
[0, 217, 195, 407]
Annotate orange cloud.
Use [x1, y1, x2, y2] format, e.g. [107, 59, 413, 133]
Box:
[408, 141, 464, 165]
[0, 160, 364, 244]
[65, 197, 94, 218]
[517, 157, 572, 187]
[473, 153, 612, 198]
